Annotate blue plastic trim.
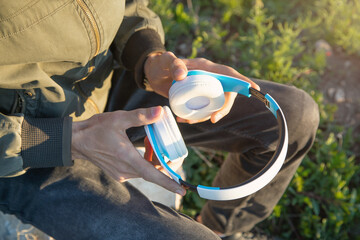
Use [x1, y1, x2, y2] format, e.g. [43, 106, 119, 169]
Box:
[187, 70, 251, 97]
[147, 124, 182, 180]
[198, 185, 220, 190]
[265, 94, 279, 118]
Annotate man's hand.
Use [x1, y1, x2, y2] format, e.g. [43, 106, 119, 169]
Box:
[71, 106, 186, 196]
[144, 51, 260, 124]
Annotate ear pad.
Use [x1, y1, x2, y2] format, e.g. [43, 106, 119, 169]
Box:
[152, 106, 188, 162]
[169, 75, 225, 121]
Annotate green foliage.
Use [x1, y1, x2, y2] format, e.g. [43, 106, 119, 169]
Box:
[261, 123, 360, 239]
[150, 0, 360, 239]
[149, 0, 194, 51]
[315, 0, 360, 56]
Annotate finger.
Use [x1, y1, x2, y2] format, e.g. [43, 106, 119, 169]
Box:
[144, 166, 186, 196]
[151, 165, 173, 178]
[176, 116, 211, 124]
[94, 159, 138, 182]
[171, 59, 187, 81]
[159, 52, 188, 81]
[118, 173, 139, 183]
[153, 158, 177, 172]
[124, 145, 186, 195]
[176, 117, 188, 123]
[158, 51, 177, 68]
[120, 106, 164, 129]
[211, 92, 237, 123]
[134, 155, 186, 196]
[182, 58, 260, 90]
[156, 165, 172, 177]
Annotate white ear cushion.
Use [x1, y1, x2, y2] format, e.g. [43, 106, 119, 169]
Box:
[152, 106, 187, 162]
[169, 75, 225, 121]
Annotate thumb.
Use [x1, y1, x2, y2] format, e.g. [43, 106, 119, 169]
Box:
[121, 106, 164, 129]
[160, 52, 187, 81]
[171, 58, 188, 81]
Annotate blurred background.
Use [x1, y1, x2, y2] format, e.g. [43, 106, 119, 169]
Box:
[148, 0, 359, 239]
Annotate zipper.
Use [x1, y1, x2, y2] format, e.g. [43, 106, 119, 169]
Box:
[75, 0, 101, 114]
[76, 0, 101, 57]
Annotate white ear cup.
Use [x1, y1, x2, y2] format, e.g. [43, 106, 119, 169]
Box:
[169, 75, 225, 121]
[152, 106, 188, 162]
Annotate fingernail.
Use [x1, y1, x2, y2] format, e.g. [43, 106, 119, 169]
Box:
[174, 68, 186, 79]
[151, 106, 161, 117]
[177, 118, 186, 123]
[214, 113, 223, 123]
[176, 188, 186, 196]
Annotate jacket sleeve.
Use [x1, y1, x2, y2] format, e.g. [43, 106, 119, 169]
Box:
[111, 0, 166, 88]
[0, 61, 74, 177]
[0, 112, 73, 177]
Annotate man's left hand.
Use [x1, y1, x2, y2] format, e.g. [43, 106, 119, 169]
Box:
[144, 51, 260, 124]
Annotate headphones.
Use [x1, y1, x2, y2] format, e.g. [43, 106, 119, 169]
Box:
[145, 70, 288, 201]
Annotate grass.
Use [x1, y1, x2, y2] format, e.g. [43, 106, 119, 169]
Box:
[149, 0, 360, 239]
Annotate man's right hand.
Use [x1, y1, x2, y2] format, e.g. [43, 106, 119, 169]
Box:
[71, 106, 186, 196]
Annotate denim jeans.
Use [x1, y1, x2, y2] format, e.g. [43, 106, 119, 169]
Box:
[0, 70, 319, 239]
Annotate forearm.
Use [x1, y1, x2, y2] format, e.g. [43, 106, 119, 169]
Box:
[110, 0, 166, 88]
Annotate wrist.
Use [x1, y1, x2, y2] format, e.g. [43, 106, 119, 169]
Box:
[71, 121, 85, 160]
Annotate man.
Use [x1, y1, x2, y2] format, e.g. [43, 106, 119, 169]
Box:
[0, 0, 319, 239]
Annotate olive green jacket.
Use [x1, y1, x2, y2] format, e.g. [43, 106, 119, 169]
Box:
[0, 0, 165, 177]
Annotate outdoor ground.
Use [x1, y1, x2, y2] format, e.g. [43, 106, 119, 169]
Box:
[321, 49, 360, 162]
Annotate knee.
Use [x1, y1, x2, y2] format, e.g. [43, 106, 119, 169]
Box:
[270, 85, 319, 158]
[285, 87, 319, 141]
[162, 219, 221, 240]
